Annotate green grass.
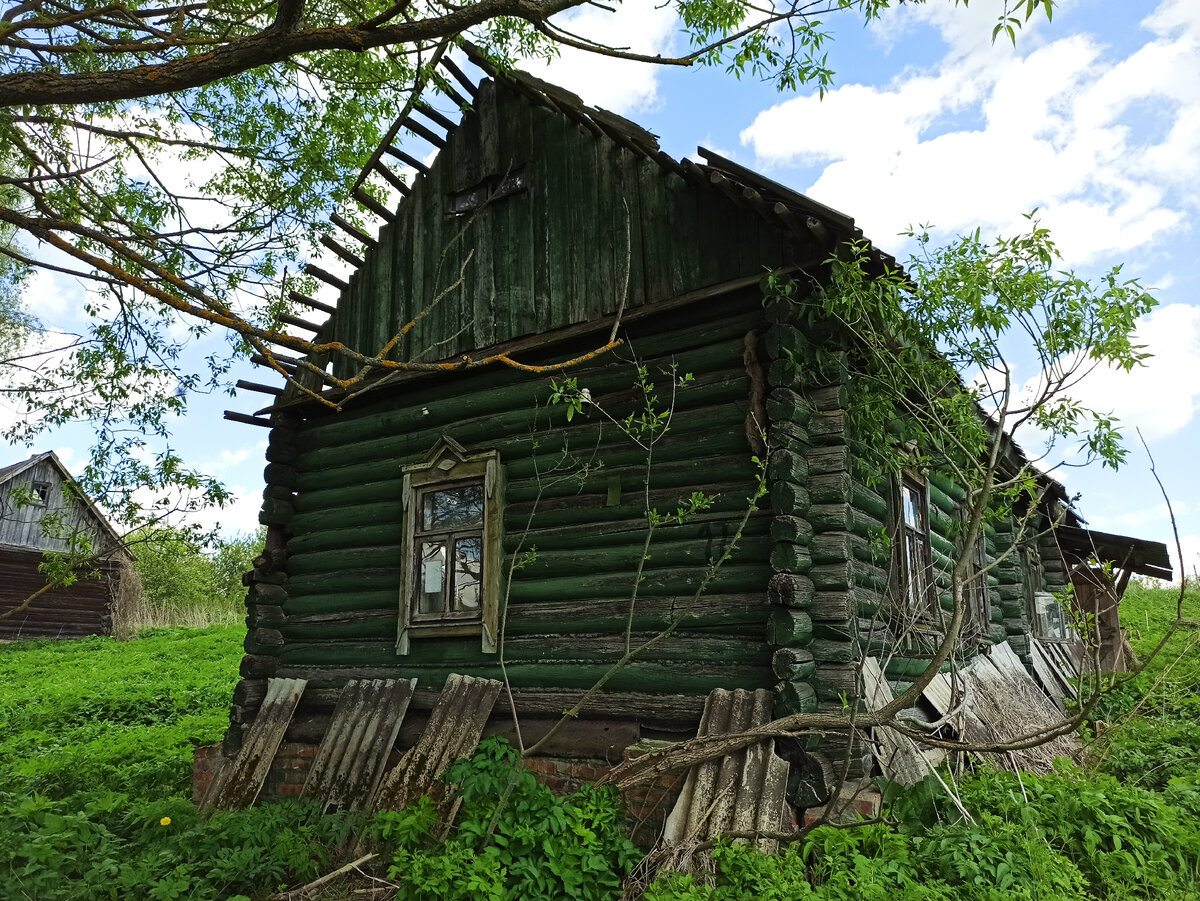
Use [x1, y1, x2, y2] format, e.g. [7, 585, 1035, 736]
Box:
[0, 626, 242, 803]
[2, 586, 1199, 900]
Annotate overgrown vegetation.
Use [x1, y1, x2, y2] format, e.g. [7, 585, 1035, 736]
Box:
[2, 584, 1198, 899]
[117, 529, 264, 634]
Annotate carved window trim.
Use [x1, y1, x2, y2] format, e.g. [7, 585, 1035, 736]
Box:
[397, 437, 502, 655]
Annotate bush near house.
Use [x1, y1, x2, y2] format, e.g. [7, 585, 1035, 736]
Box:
[0, 586, 1198, 900]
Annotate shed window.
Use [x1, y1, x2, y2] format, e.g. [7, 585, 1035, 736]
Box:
[399, 437, 502, 654]
[896, 476, 940, 624]
[31, 481, 50, 505]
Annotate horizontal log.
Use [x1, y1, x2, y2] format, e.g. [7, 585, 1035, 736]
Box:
[770, 543, 812, 575]
[766, 388, 813, 426]
[807, 410, 846, 445]
[766, 420, 810, 453]
[769, 482, 810, 517]
[810, 559, 890, 593]
[268, 649, 772, 695]
[810, 588, 881, 623]
[764, 323, 814, 361]
[770, 515, 813, 546]
[811, 471, 855, 506]
[771, 647, 816, 681]
[507, 592, 769, 636]
[767, 607, 813, 647]
[767, 449, 809, 485]
[806, 384, 847, 412]
[768, 573, 814, 608]
[808, 638, 859, 663]
[776, 679, 818, 716]
[806, 445, 850, 476]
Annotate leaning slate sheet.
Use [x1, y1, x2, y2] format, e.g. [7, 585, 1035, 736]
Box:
[662, 688, 789, 856]
[202, 677, 307, 812]
[369, 673, 502, 815]
[302, 678, 417, 813]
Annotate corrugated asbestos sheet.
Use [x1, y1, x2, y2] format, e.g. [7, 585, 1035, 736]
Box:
[370, 674, 502, 814]
[662, 688, 789, 855]
[203, 677, 307, 811]
[302, 678, 416, 812]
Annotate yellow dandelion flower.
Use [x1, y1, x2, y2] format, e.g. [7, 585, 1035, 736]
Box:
[160, 816, 171, 826]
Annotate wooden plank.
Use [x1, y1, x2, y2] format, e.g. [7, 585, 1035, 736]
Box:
[860, 658, 943, 786]
[303, 678, 416, 812]
[203, 677, 306, 811]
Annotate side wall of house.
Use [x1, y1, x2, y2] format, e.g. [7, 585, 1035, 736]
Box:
[232, 298, 777, 752]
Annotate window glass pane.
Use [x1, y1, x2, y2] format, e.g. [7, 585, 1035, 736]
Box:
[418, 541, 447, 614]
[902, 484, 921, 528]
[422, 484, 484, 530]
[453, 537, 482, 611]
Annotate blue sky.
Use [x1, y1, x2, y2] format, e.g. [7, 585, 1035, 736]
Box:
[4, 0, 1198, 580]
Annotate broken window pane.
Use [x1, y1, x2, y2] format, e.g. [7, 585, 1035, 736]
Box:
[418, 541, 447, 614]
[422, 484, 484, 530]
[453, 537, 482, 611]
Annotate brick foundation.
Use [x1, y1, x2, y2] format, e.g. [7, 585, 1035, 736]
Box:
[192, 743, 685, 845]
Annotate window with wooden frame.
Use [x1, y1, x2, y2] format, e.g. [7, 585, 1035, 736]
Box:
[398, 437, 502, 655]
[1025, 544, 1072, 642]
[962, 528, 991, 635]
[895, 475, 941, 624]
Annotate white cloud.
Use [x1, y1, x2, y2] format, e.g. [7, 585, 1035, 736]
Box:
[520, 0, 679, 114]
[1065, 303, 1200, 442]
[740, 0, 1200, 264]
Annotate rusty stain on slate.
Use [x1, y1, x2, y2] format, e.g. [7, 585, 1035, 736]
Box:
[662, 688, 789, 855]
[302, 678, 416, 812]
[202, 677, 307, 812]
[370, 673, 502, 815]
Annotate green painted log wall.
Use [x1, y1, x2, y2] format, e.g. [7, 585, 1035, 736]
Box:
[245, 301, 777, 735]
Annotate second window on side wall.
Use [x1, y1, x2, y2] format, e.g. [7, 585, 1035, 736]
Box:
[898, 476, 939, 623]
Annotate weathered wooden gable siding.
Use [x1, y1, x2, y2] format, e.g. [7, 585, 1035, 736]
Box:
[326, 79, 795, 378]
[0, 458, 106, 553]
[240, 300, 777, 734]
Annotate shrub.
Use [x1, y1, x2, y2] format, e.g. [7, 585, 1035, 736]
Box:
[377, 737, 643, 901]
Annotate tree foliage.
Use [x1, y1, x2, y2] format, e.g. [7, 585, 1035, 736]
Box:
[0, 0, 1051, 517]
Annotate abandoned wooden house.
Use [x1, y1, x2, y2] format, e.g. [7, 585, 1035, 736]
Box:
[0, 451, 132, 639]
[215, 60, 1172, 820]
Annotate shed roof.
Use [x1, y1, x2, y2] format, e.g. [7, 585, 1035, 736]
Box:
[0, 450, 131, 560]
